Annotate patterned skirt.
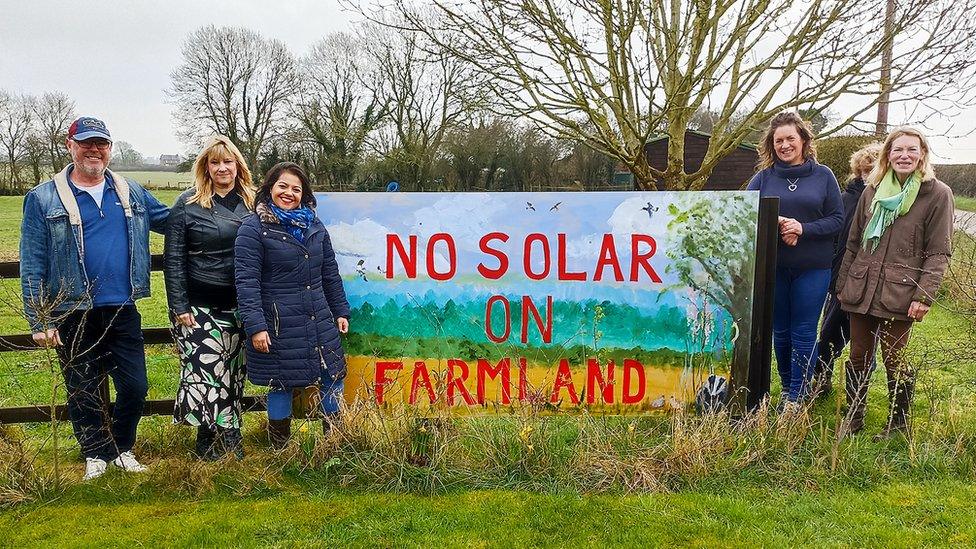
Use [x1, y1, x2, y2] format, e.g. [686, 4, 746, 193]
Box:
[173, 306, 246, 429]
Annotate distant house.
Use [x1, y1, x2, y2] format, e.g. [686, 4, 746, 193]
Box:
[642, 130, 759, 190]
[159, 154, 181, 167]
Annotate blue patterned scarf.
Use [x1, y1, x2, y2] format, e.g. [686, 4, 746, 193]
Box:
[268, 202, 316, 244]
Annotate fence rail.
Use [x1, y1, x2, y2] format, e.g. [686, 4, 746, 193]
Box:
[0, 396, 267, 424]
[0, 253, 270, 424]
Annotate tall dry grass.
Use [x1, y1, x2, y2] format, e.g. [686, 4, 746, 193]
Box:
[3, 381, 976, 506]
[2, 230, 975, 505]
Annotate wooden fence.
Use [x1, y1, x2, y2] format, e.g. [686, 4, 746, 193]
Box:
[0, 255, 266, 424]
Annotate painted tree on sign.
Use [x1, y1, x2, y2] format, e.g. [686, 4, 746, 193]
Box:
[665, 194, 758, 385]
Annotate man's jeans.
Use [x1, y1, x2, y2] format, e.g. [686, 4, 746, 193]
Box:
[57, 305, 147, 461]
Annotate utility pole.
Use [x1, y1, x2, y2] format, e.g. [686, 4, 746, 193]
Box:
[876, 0, 895, 137]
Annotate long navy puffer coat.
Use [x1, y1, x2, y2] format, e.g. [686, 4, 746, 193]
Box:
[234, 203, 351, 388]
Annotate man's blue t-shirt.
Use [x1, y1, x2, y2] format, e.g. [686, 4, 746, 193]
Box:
[68, 169, 132, 306]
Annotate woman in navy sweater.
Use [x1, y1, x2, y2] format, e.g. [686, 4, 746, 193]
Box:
[748, 112, 844, 407]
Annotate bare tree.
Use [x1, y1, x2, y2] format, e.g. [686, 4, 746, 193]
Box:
[876, 0, 896, 136]
[363, 17, 478, 190]
[23, 130, 47, 188]
[293, 32, 387, 190]
[169, 25, 296, 174]
[562, 137, 615, 190]
[441, 118, 509, 191]
[112, 141, 145, 169]
[362, 0, 976, 190]
[33, 91, 74, 173]
[0, 91, 35, 192]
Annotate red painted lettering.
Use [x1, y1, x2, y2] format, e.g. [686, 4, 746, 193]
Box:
[426, 233, 457, 281]
[523, 233, 551, 280]
[557, 233, 586, 281]
[374, 361, 403, 404]
[594, 234, 624, 282]
[386, 235, 417, 279]
[622, 359, 646, 404]
[585, 359, 615, 404]
[408, 361, 437, 404]
[520, 295, 553, 344]
[477, 232, 510, 279]
[550, 358, 580, 405]
[484, 295, 511, 343]
[631, 235, 662, 283]
[446, 359, 475, 406]
[476, 358, 512, 405]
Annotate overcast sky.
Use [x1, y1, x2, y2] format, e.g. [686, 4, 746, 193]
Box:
[0, 0, 352, 160]
[1, 0, 974, 164]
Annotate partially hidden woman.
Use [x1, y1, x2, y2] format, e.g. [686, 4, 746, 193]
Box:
[814, 143, 881, 397]
[234, 162, 350, 448]
[747, 111, 844, 408]
[164, 135, 255, 459]
[836, 127, 953, 439]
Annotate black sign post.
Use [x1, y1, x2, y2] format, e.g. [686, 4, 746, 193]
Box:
[741, 196, 778, 412]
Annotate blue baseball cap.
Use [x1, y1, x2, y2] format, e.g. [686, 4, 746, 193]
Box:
[68, 116, 112, 142]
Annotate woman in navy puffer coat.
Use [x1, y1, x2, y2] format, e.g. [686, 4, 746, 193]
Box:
[235, 162, 350, 446]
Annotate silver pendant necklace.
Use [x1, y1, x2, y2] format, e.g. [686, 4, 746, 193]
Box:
[787, 178, 799, 192]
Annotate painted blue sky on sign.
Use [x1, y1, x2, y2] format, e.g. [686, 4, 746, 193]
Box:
[314, 191, 759, 353]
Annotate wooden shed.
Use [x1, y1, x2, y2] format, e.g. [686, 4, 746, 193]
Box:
[643, 130, 759, 190]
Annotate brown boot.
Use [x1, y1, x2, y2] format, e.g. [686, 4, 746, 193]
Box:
[874, 379, 913, 441]
[268, 418, 291, 449]
[839, 364, 869, 439]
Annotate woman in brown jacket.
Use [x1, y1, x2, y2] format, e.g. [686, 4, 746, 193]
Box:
[836, 127, 954, 439]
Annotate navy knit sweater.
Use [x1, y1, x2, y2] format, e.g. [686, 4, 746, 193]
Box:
[747, 159, 844, 270]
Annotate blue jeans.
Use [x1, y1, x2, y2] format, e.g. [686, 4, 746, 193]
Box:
[774, 267, 831, 402]
[266, 371, 344, 420]
[56, 306, 148, 461]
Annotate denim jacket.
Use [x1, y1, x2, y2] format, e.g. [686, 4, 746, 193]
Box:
[20, 165, 170, 331]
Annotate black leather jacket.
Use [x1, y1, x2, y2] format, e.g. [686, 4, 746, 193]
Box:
[163, 188, 250, 314]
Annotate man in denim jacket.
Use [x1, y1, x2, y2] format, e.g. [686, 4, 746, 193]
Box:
[20, 117, 169, 480]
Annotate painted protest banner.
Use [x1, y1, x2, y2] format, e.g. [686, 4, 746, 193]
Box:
[315, 191, 760, 412]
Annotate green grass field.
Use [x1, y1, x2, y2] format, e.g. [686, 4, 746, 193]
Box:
[117, 171, 193, 190]
[3, 482, 975, 546]
[1, 191, 975, 546]
[956, 194, 976, 213]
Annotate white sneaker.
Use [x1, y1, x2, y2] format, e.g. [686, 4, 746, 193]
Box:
[83, 458, 108, 481]
[781, 400, 803, 416]
[111, 451, 148, 473]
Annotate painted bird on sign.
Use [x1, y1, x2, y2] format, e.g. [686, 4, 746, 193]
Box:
[549, 201, 562, 212]
[642, 202, 659, 219]
[525, 202, 536, 211]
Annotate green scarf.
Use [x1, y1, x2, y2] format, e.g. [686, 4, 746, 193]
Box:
[862, 168, 921, 252]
